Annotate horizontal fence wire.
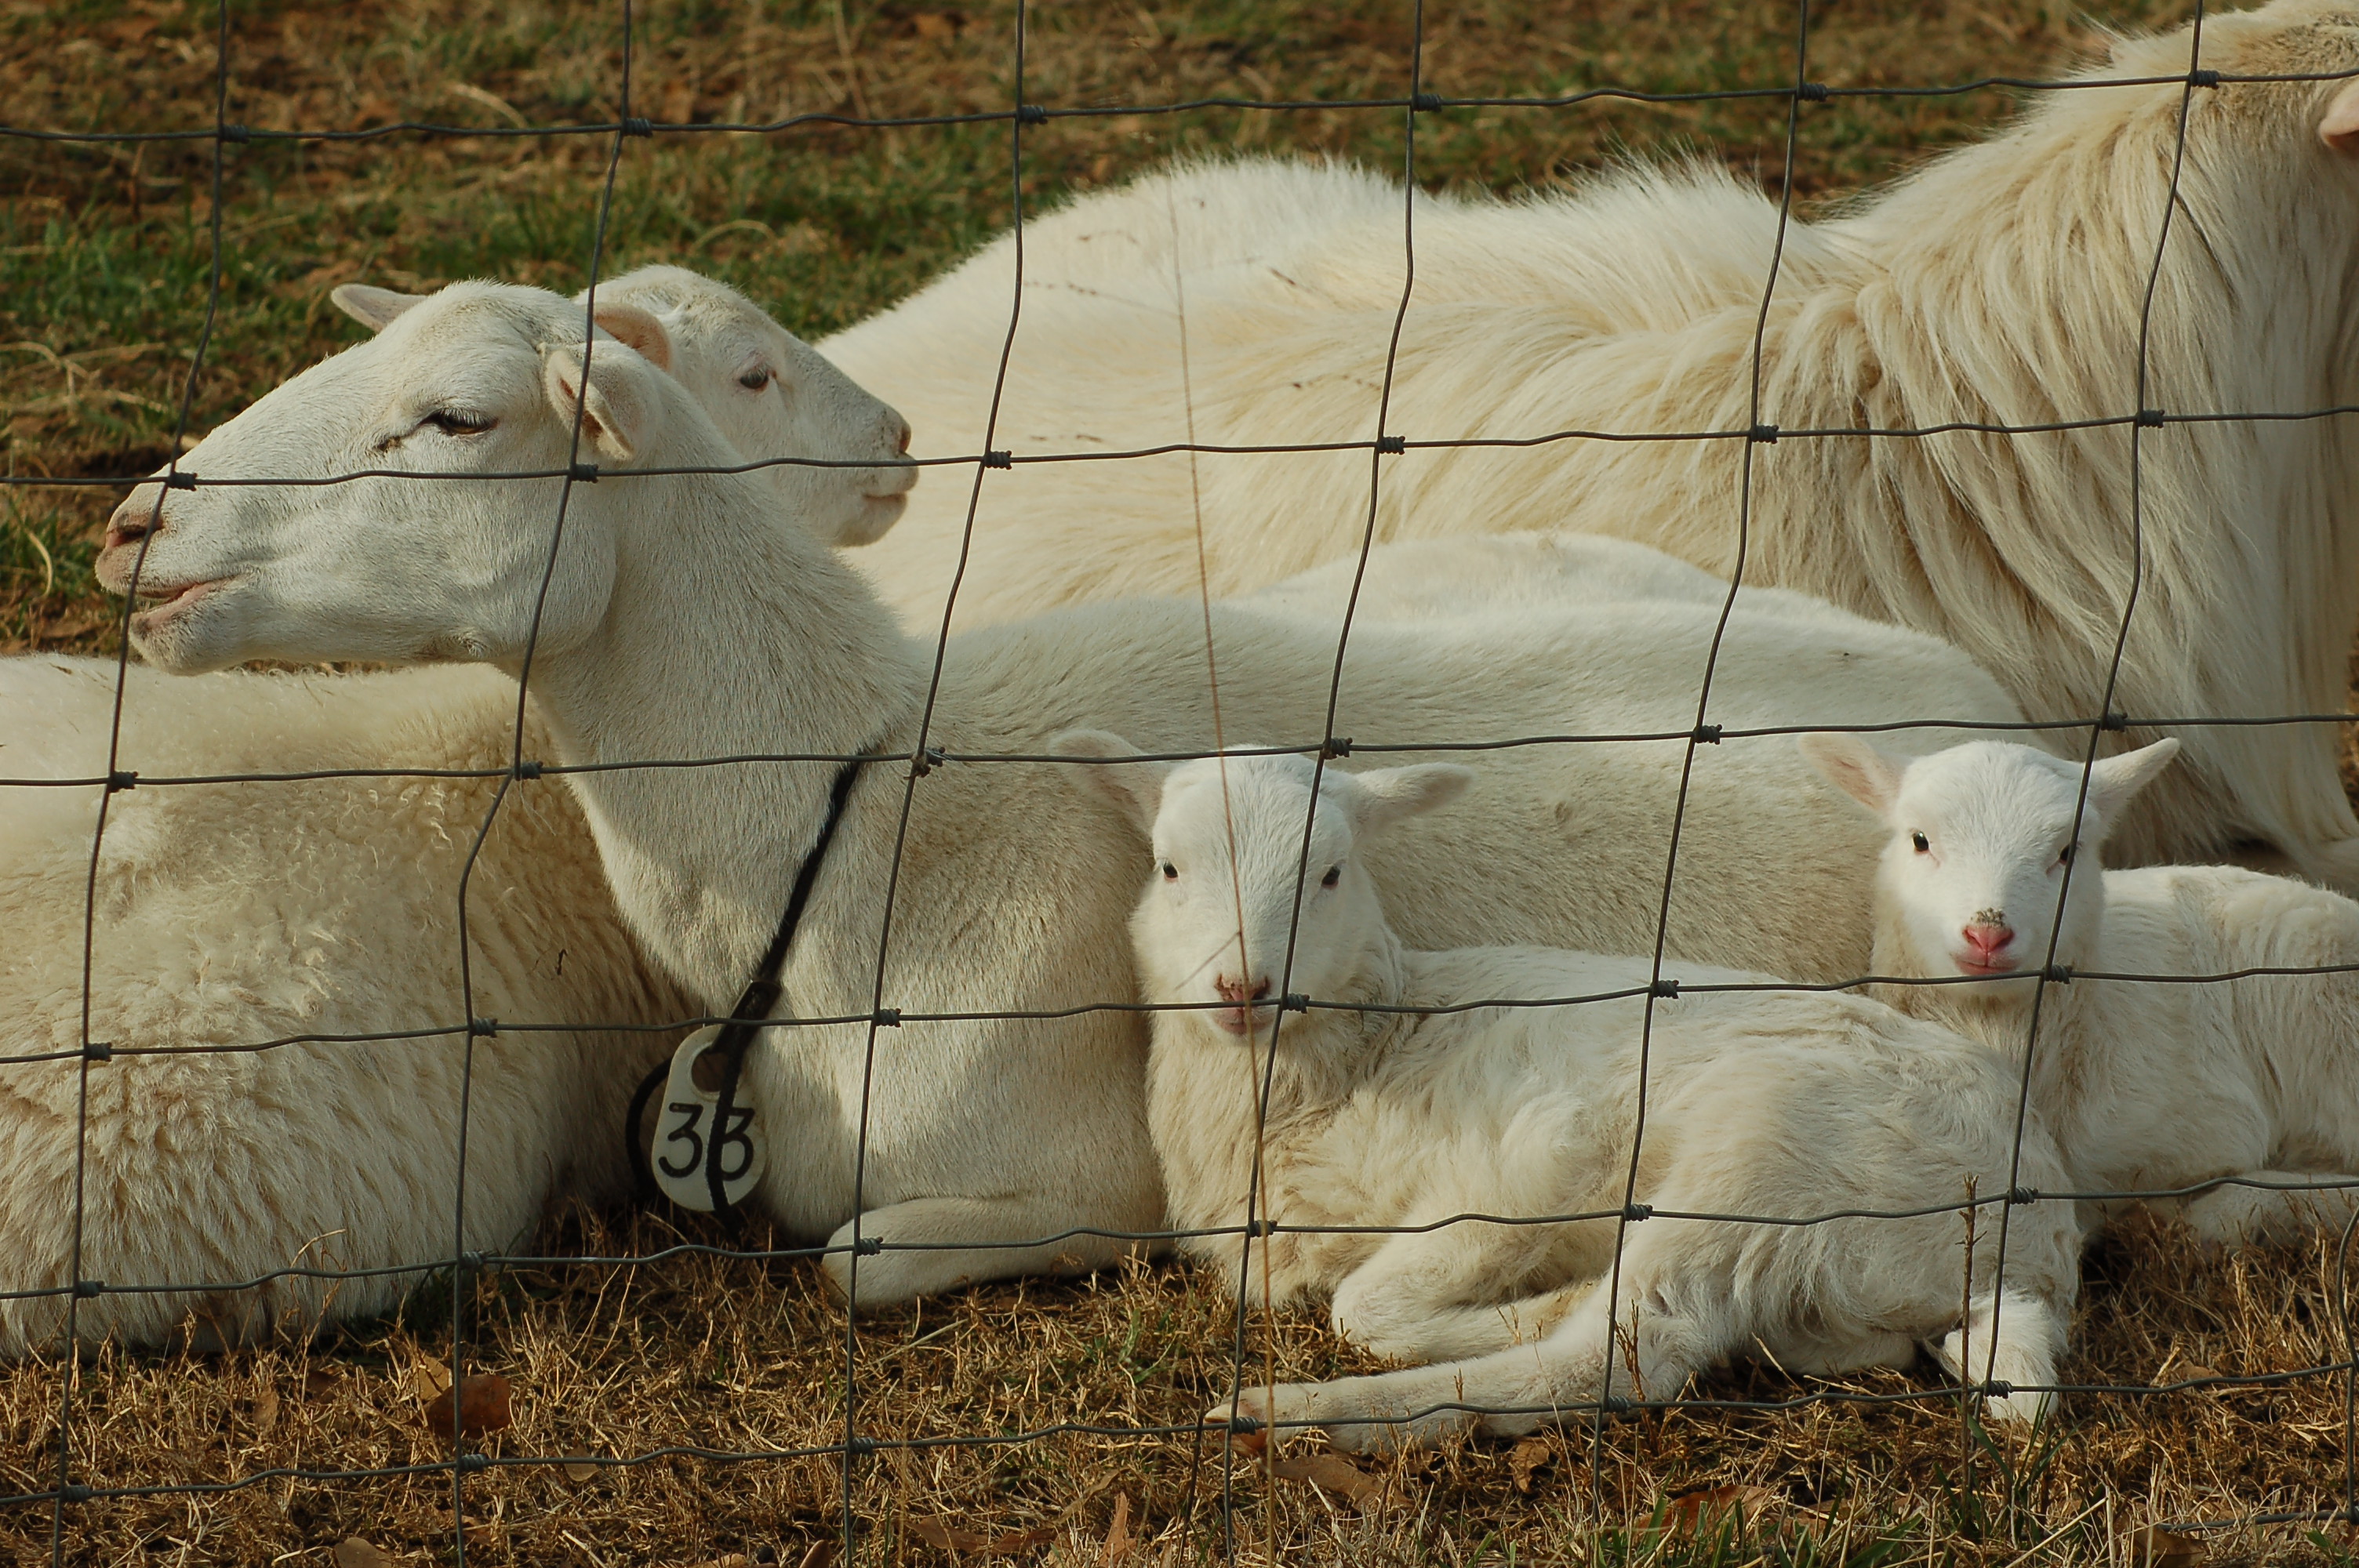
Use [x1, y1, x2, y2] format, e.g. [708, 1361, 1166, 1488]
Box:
[16, 0, 2359, 1559]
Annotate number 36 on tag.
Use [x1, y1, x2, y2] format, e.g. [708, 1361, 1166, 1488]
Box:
[650, 1025, 765, 1211]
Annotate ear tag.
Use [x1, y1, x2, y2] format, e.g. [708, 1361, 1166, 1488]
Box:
[649, 1025, 765, 1211]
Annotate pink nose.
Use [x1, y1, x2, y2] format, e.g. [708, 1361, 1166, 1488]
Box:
[1216, 975, 1271, 1006]
[1961, 922, 2015, 960]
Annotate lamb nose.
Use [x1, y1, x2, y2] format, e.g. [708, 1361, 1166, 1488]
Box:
[1216, 975, 1272, 1004]
[1962, 922, 2015, 956]
[104, 497, 161, 550]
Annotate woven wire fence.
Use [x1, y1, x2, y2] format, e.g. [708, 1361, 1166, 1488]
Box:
[12, 0, 2359, 1560]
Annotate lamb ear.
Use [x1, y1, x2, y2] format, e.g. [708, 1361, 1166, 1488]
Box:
[1347, 763, 1476, 837]
[2087, 737, 2180, 830]
[329, 284, 427, 332]
[592, 302, 673, 372]
[542, 342, 663, 463]
[1797, 732, 1906, 819]
[1047, 728, 1172, 835]
[2322, 78, 2359, 155]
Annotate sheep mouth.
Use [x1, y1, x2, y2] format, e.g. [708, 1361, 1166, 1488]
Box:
[129, 576, 234, 631]
[1952, 953, 2023, 978]
[1211, 1004, 1275, 1036]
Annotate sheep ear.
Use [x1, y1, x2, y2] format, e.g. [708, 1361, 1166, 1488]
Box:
[1797, 732, 1905, 819]
[1047, 728, 1171, 835]
[1347, 763, 1476, 837]
[543, 342, 662, 463]
[330, 284, 427, 332]
[593, 302, 673, 372]
[2087, 738, 2179, 829]
[2323, 79, 2359, 155]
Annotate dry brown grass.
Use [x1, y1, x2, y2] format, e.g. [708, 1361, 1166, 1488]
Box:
[17, 0, 2359, 1563]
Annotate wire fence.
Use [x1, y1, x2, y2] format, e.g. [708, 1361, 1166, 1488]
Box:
[13, 0, 2359, 1561]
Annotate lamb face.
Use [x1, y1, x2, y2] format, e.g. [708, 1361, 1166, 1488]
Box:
[582, 266, 917, 546]
[1049, 734, 1471, 1045]
[1802, 733, 2179, 994]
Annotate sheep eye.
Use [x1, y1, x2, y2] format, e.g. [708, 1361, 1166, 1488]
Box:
[737, 366, 773, 391]
[2057, 843, 2075, 866]
[1161, 862, 1179, 881]
[423, 410, 496, 437]
[1910, 832, 1930, 854]
[1321, 865, 1342, 889]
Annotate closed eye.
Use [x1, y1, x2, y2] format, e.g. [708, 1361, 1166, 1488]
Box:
[423, 410, 496, 437]
[737, 365, 773, 391]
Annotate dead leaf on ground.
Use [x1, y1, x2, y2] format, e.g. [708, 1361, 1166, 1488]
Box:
[422, 1373, 512, 1439]
[1659, 1484, 1780, 1536]
[795, 1540, 841, 1568]
[250, 1386, 280, 1436]
[910, 12, 959, 39]
[2127, 1525, 2208, 1567]
[408, 1359, 452, 1399]
[906, 1518, 1057, 1555]
[331, 1540, 396, 1568]
[1507, 1435, 1553, 1493]
[562, 1457, 600, 1483]
[1101, 1490, 1133, 1565]
[1269, 1450, 1387, 1511]
[2169, 1363, 2223, 1385]
[302, 1366, 343, 1399]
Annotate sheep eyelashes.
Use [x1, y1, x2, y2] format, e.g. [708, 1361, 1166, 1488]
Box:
[1057, 731, 2079, 1450]
[1805, 733, 2359, 1248]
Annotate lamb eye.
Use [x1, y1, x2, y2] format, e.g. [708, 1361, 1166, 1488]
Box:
[1910, 832, 1930, 854]
[737, 366, 773, 391]
[1321, 866, 1342, 889]
[2057, 843, 2075, 866]
[423, 410, 496, 436]
[1161, 862, 1179, 881]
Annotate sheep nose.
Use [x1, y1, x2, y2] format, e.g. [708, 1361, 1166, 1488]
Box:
[1961, 922, 2015, 960]
[889, 413, 911, 456]
[104, 492, 165, 552]
[1216, 975, 1272, 1005]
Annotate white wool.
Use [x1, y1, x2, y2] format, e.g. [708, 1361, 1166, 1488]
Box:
[1807, 733, 2359, 1247]
[826, 0, 2359, 884]
[93, 280, 2040, 1307]
[0, 656, 687, 1352]
[1069, 740, 2077, 1446]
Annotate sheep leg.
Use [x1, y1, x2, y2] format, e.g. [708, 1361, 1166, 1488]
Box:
[1214, 1243, 1718, 1454]
[2179, 1171, 2359, 1250]
[819, 1196, 1152, 1308]
[1328, 1225, 1598, 1362]
[1930, 1288, 2063, 1427]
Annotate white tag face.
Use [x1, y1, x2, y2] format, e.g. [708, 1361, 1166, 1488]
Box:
[649, 1025, 766, 1211]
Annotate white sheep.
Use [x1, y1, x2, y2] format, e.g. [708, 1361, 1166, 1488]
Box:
[1050, 735, 2078, 1446]
[0, 267, 913, 1352]
[0, 655, 692, 1352]
[89, 279, 2047, 1305]
[1802, 731, 2359, 1248]
[825, 0, 2359, 888]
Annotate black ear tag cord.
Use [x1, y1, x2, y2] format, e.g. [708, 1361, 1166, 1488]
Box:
[627, 753, 870, 1218]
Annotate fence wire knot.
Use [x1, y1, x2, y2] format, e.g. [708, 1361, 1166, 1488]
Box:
[1692, 724, 1721, 745]
[982, 449, 1013, 469]
[1648, 978, 1679, 999]
[2043, 964, 2072, 985]
[873, 1007, 902, 1029]
[512, 760, 543, 780]
[1623, 1203, 1653, 1223]
[853, 1236, 884, 1257]
[105, 770, 136, 793]
[2008, 1187, 2041, 1206]
[70, 1279, 103, 1299]
[1375, 434, 1407, 454]
[82, 1041, 111, 1064]
[568, 462, 599, 483]
[1797, 82, 1830, 101]
[621, 116, 653, 136]
[218, 123, 249, 143]
[1321, 736, 1353, 758]
[469, 1017, 498, 1037]
[2136, 407, 2167, 428]
[1747, 423, 1779, 443]
[1281, 993, 1309, 1013]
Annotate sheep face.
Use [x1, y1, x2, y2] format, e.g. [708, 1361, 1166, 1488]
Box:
[1050, 732, 1470, 1048]
[577, 267, 917, 548]
[1801, 735, 2179, 998]
[94, 282, 742, 673]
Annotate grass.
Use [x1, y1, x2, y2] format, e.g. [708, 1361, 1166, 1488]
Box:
[16, 0, 2359, 1563]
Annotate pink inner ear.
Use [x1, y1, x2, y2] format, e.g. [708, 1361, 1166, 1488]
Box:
[2321, 80, 2359, 152]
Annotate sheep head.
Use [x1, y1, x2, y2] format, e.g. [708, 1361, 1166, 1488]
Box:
[1051, 732, 1470, 1047]
[1800, 734, 2179, 1000]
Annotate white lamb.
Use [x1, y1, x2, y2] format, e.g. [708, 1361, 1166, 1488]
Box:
[1802, 732, 2359, 1248]
[0, 269, 914, 1351]
[826, 0, 2359, 887]
[1052, 735, 2078, 1446]
[89, 279, 2045, 1304]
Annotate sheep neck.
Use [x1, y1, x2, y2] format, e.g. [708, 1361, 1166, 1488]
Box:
[1868, 896, 2095, 1122]
[509, 466, 929, 1000]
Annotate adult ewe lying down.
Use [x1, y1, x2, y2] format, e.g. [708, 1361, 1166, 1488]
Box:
[0, 268, 911, 1352]
[828, 0, 2359, 887]
[1056, 735, 2076, 1446]
[1805, 732, 2359, 1249]
[0, 659, 690, 1352]
[94, 281, 2030, 1304]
